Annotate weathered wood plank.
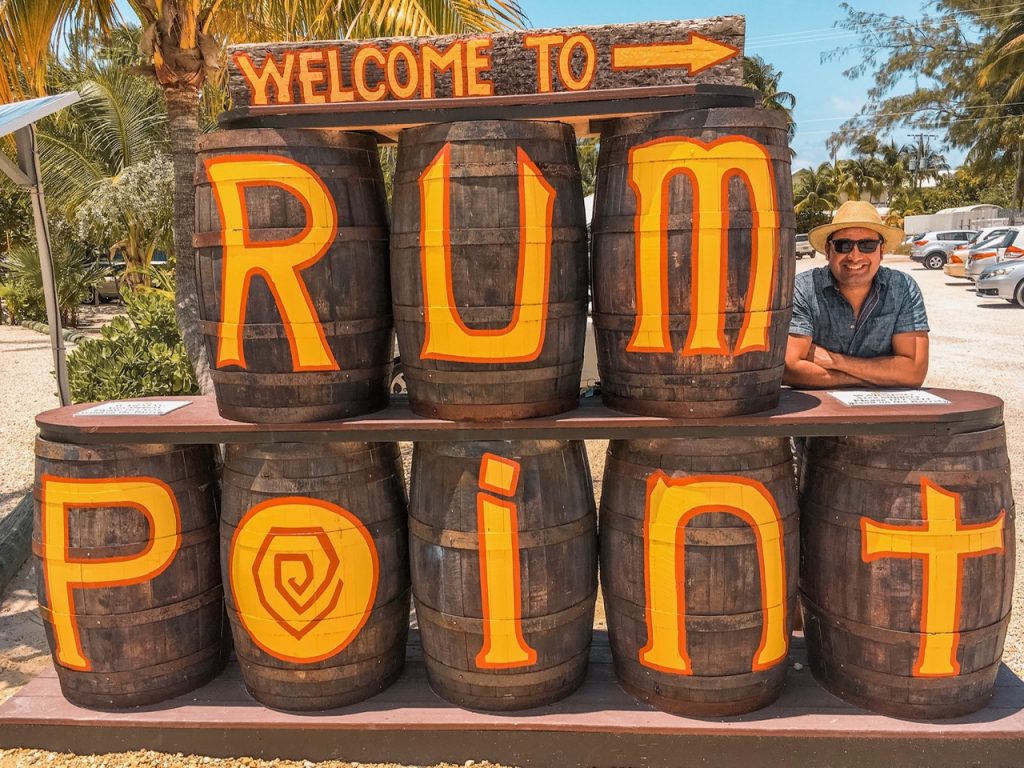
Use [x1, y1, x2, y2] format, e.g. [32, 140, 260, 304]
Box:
[224, 17, 745, 129]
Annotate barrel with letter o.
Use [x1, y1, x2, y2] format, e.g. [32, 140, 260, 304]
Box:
[390, 120, 589, 420]
[592, 96, 794, 417]
[195, 128, 393, 423]
[34, 439, 226, 708]
[220, 441, 410, 711]
[600, 436, 798, 715]
[800, 429, 1015, 718]
[409, 440, 597, 709]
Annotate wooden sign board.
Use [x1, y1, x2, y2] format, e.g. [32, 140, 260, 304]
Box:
[223, 16, 745, 137]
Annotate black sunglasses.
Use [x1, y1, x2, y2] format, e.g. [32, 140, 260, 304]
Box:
[829, 238, 883, 254]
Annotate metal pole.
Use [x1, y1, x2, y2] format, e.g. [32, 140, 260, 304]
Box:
[15, 125, 70, 406]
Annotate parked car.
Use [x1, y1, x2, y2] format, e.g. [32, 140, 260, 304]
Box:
[965, 227, 1024, 281]
[794, 233, 816, 260]
[943, 227, 1013, 278]
[975, 258, 1024, 306]
[910, 229, 977, 270]
[88, 251, 171, 302]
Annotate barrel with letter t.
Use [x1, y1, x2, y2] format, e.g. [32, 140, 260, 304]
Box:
[409, 439, 597, 709]
[800, 429, 1015, 718]
[600, 436, 798, 715]
[195, 127, 393, 423]
[592, 95, 794, 417]
[34, 440, 226, 708]
[390, 120, 589, 420]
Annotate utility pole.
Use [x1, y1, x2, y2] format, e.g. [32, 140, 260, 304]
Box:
[908, 132, 937, 190]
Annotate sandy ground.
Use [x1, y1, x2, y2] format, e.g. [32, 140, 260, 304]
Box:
[0, 255, 1021, 767]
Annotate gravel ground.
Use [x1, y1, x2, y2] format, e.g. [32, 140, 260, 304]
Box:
[0, 254, 1021, 767]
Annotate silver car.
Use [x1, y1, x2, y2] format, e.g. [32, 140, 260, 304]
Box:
[965, 227, 1024, 281]
[910, 229, 977, 270]
[975, 259, 1024, 306]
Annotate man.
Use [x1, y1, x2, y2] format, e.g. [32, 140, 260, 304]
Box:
[783, 201, 930, 389]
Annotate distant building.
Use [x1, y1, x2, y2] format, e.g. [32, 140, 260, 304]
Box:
[903, 205, 1019, 234]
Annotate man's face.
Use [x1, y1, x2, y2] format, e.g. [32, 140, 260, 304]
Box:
[825, 226, 884, 290]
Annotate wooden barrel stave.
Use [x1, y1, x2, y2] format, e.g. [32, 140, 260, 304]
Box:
[592, 103, 795, 417]
[600, 437, 799, 716]
[195, 128, 393, 423]
[409, 440, 597, 710]
[390, 120, 589, 421]
[220, 441, 410, 711]
[33, 440, 226, 708]
[800, 428, 1015, 718]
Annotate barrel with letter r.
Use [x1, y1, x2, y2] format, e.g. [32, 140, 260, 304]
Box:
[591, 92, 794, 417]
[34, 439, 226, 708]
[220, 441, 410, 711]
[195, 127, 393, 423]
[600, 436, 798, 715]
[409, 439, 597, 709]
[800, 429, 1015, 718]
[390, 120, 589, 421]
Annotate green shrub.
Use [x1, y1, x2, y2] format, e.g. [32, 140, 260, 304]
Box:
[68, 289, 198, 402]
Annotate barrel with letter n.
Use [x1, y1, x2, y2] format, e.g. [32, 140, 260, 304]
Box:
[600, 436, 798, 715]
[390, 120, 589, 420]
[409, 440, 597, 709]
[800, 429, 1015, 718]
[195, 128, 393, 423]
[591, 93, 794, 417]
[220, 441, 410, 711]
[33, 440, 227, 708]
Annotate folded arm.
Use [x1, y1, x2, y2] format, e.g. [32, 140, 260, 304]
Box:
[783, 332, 929, 389]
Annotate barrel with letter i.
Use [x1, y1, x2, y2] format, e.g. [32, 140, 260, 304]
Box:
[409, 440, 597, 710]
[195, 127, 394, 423]
[799, 429, 1015, 718]
[33, 440, 226, 708]
[220, 441, 410, 711]
[390, 120, 589, 420]
[591, 92, 795, 417]
[600, 437, 798, 715]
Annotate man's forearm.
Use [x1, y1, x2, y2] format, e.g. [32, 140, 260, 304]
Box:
[782, 360, 867, 389]
[826, 352, 926, 387]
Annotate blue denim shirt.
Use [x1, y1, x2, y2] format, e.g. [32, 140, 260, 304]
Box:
[789, 266, 929, 357]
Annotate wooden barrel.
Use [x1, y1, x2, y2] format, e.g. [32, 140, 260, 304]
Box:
[409, 440, 597, 709]
[800, 429, 1015, 719]
[220, 441, 409, 711]
[600, 437, 798, 715]
[592, 97, 795, 417]
[195, 128, 393, 423]
[33, 439, 226, 708]
[390, 120, 589, 420]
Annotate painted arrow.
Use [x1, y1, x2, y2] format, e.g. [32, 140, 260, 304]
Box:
[611, 32, 740, 75]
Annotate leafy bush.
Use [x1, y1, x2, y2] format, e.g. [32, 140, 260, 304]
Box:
[68, 289, 198, 402]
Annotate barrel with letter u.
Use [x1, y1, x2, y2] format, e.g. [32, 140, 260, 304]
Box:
[33, 439, 226, 708]
[390, 120, 589, 420]
[600, 437, 798, 715]
[195, 128, 393, 423]
[220, 441, 410, 711]
[591, 95, 795, 417]
[800, 429, 1015, 719]
[409, 440, 597, 710]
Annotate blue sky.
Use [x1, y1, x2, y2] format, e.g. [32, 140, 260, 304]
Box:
[520, 0, 953, 170]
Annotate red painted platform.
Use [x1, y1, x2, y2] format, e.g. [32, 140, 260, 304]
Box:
[1, 634, 1021, 768]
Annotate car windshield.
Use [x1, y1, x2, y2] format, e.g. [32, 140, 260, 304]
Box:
[971, 233, 1005, 250]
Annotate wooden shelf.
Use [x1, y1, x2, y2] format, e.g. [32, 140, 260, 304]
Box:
[35, 388, 1003, 445]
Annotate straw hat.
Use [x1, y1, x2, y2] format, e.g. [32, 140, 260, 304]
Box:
[808, 200, 904, 254]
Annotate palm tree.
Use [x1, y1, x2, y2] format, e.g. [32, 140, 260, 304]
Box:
[793, 163, 838, 228]
[836, 158, 885, 203]
[0, 0, 527, 391]
[743, 54, 796, 140]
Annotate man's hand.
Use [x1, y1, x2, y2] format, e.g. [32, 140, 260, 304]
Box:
[783, 336, 867, 388]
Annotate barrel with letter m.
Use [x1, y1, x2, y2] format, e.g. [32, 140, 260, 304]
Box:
[600, 436, 798, 715]
[800, 429, 1015, 718]
[195, 128, 393, 423]
[592, 93, 794, 417]
[409, 440, 597, 709]
[34, 440, 226, 708]
[390, 120, 589, 420]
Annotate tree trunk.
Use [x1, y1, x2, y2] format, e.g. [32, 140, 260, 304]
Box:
[164, 85, 213, 394]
